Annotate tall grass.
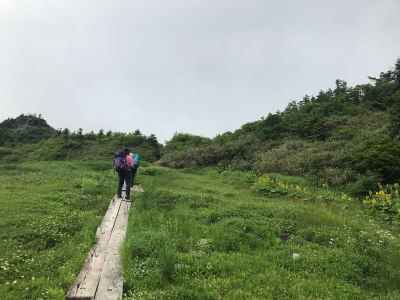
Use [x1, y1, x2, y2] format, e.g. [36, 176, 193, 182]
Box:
[122, 166, 400, 299]
[0, 161, 115, 299]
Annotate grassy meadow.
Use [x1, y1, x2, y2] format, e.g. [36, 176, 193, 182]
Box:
[1, 160, 400, 299]
[123, 166, 400, 299]
[0, 160, 115, 299]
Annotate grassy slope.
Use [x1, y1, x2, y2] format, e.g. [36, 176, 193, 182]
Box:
[0, 161, 115, 300]
[123, 166, 400, 299]
[0, 136, 160, 163]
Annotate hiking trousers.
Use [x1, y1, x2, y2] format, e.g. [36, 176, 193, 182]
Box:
[117, 170, 132, 199]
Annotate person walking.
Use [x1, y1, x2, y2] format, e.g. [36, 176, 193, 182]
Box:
[113, 148, 134, 200]
[130, 152, 141, 187]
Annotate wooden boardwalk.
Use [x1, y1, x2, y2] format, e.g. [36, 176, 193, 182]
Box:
[66, 186, 142, 300]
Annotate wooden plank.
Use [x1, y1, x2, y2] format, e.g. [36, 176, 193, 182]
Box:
[65, 247, 97, 300]
[66, 183, 133, 300]
[95, 201, 131, 300]
[96, 197, 120, 239]
[66, 197, 123, 300]
[74, 200, 122, 299]
[97, 197, 122, 242]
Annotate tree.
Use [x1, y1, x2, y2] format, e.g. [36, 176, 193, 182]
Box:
[389, 92, 400, 139]
[62, 128, 70, 140]
[258, 113, 285, 139]
[76, 128, 84, 142]
[334, 79, 347, 96]
[148, 134, 159, 145]
[97, 129, 105, 142]
[395, 57, 400, 86]
[0, 129, 8, 146]
[87, 131, 96, 140]
[55, 129, 62, 136]
[148, 134, 161, 159]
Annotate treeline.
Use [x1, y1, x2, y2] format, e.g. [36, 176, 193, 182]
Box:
[0, 115, 162, 162]
[38, 130, 161, 162]
[160, 58, 400, 195]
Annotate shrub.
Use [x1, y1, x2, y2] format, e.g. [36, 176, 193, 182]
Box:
[0, 147, 12, 159]
[252, 175, 289, 196]
[346, 173, 380, 196]
[317, 167, 355, 186]
[163, 133, 211, 153]
[350, 135, 400, 184]
[363, 183, 400, 222]
[141, 167, 162, 176]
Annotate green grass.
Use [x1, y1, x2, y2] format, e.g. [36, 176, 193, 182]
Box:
[1, 161, 400, 299]
[0, 160, 115, 299]
[123, 166, 400, 299]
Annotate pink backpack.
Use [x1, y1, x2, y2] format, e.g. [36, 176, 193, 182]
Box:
[126, 154, 134, 168]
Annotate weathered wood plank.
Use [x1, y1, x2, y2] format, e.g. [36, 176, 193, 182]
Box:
[77, 200, 122, 298]
[65, 247, 97, 300]
[96, 197, 120, 240]
[95, 201, 131, 300]
[66, 194, 127, 300]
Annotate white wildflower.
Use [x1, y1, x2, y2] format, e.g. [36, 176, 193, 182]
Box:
[292, 253, 300, 260]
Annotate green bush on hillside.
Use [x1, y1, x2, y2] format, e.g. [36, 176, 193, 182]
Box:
[160, 59, 400, 194]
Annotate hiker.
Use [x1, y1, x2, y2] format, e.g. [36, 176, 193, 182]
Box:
[113, 148, 134, 200]
[130, 152, 141, 187]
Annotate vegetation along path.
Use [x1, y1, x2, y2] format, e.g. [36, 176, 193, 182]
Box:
[0, 161, 120, 299]
[1, 160, 400, 299]
[122, 166, 400, 299]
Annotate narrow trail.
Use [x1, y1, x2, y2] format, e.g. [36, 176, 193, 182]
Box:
[66, 185, 143, 300]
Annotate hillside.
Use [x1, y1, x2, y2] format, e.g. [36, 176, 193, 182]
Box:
[0, 114, 56, 145]
[0, 115, 162, 163]
[160, 59, 400, 196]
[2, 60, 399, 193]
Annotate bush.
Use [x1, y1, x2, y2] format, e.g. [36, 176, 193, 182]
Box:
[363, 183, 400, 222]
[346, 174, 380, 196]
[253, 175, 289, 196]
[317, 167, 355, 186]
[163, 133, 211, 153]
[350, 135, 400, 184]
[141, 167, 162, 176]
[255, 140, 348, 179]
[0, 147, 12, 159]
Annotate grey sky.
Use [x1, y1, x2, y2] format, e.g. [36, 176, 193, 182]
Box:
[1, 0, 399, 142]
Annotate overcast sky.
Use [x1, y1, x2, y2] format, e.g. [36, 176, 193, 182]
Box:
[1, 0, 399, 142]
